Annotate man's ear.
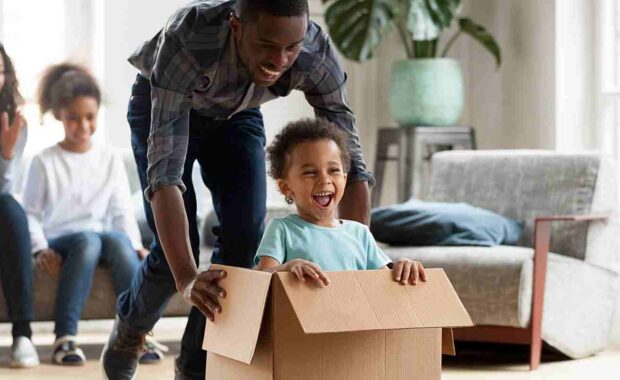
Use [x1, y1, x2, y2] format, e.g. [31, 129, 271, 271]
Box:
[277, 178, 291, 198]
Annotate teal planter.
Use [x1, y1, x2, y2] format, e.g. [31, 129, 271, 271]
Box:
[389, 58, 464, 126]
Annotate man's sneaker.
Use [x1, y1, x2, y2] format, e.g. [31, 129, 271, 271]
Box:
[10, 336, 40, 368]
[52, 336, 85, 366]
[138, 335, 169, 364]
[100, 316, 145, 380]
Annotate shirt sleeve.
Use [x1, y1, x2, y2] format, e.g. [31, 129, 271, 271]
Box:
[143, 23, 202, 201]
[107, 152, 143, 250]
[0, 125, 27, 194]
[298, 37, 375, 186]
[21, 156, 49, 254]
[254, 219, 287, 266]
[364, 226, 392, 270]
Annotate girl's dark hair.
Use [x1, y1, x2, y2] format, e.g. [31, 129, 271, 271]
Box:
[267, 118, 351, 180]
[0, 43, 24, 124]
[36, 63, 101, 117]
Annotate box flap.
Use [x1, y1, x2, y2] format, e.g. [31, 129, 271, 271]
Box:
[202, 264, 272, 364]
[276, 268, 473, 334]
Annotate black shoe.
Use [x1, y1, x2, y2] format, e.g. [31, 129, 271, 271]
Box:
[100, 316, 145, 380]
[174, 356, 206, 380]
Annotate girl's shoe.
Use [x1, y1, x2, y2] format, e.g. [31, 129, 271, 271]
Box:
[52, 336, 85, 366]
[10, 336, 40, 368]
[139, 336, 169, 364]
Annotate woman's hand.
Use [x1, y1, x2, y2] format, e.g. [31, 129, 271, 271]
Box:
[392, 258, 427, 285]
[35, 249, 62, 276]
[136, 248, 149, 260]
[0, 111, 25, 160]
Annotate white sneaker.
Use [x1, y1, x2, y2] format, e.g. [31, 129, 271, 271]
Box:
[52, 335, 85, 366]
[10, 336, 40, 368]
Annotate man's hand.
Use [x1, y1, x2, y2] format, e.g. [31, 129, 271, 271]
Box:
[36, 249, 62, 276]
[282, 259, 330, 287]
[0, 111, 25, 160]
[338, 181, 370, 225]
[391, 258, 427, 285]
[182, 269, 227, 321]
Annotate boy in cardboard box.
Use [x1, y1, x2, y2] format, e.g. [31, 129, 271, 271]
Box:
[254, 118, 426, 283]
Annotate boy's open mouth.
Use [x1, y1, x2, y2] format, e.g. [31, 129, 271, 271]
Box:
[312, 191, 334, 208]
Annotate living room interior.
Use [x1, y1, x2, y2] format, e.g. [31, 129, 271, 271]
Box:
[1, 0, 620, 379]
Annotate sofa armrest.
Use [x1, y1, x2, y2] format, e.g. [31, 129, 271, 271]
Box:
[528, 212, 611, 369]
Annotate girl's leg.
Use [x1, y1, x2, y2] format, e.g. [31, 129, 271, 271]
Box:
[49, 231, 102, 337]
[0, 194, 39, 368]
[99, 231, 140, 296]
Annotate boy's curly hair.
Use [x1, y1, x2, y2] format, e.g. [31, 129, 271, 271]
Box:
[267, 118, 351, 180]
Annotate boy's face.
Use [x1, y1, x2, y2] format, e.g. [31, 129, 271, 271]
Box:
[278, 139, 347, 227]
[231, 12, 307, 87]
[56, 96, 99, 150]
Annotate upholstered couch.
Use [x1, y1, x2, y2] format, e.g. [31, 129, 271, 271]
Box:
[0, 151, 194, 322]
[381, 150, 620, 368]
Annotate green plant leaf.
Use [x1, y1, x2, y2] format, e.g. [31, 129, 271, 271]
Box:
[407, 0, 440, 41]
[413, 39, 438, 58]
[424, 0, 461, 28]
[458, 17, 501, 67]
[324, 0, 399, 62]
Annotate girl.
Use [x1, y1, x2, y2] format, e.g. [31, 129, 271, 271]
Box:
[0, 42, 39, 368]
[22, 63, 154, 365]
[255, 118, 426, 285]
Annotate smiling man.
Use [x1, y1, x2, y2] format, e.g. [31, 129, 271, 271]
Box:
[101, 0, 374, 379]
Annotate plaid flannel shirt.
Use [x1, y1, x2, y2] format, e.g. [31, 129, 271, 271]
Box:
[128, 0, 373, 200]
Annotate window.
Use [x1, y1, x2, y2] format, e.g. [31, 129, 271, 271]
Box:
[0, 0, 104, 156]
[599, 0, 620, 156]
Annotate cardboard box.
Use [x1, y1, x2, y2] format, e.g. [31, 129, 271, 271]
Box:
[203, 264, 473, 379]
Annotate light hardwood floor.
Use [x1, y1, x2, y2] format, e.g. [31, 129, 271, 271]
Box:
[1, 319, 619, 379]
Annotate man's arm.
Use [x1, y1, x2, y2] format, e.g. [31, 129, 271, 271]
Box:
[151, 186, 226, 321]
[339, 180, 370, 225]
[299, 30, 375, 225]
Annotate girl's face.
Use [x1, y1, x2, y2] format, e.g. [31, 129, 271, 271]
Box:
[57, 96, 99, 152]
[0, 54, 6, 93]
[278, 139, 347, 227]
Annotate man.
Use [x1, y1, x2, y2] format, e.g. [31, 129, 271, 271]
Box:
[101, 0, 374, 379]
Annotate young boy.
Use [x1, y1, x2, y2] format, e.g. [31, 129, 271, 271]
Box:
[255, 118, 426, 285]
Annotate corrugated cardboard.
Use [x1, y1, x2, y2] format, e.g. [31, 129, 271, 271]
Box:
[203, 265, 473, 379]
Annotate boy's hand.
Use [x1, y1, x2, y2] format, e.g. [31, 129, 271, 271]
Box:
[283, 259, 330, 287]
[392, 258, 427, 285]
[36, 249, 62, 276]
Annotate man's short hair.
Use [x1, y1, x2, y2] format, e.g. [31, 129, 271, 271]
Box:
[234, 0, 309, 22]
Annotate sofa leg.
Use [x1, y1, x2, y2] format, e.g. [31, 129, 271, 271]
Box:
[529, 336, 542, 370]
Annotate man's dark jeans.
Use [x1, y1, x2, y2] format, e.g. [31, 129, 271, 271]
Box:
[117, 74, 266, 377]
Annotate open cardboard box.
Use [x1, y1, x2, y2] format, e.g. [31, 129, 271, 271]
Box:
[203, 264, 473, 379]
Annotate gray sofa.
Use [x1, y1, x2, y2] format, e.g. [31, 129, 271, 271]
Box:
[381, 150, 620, 366]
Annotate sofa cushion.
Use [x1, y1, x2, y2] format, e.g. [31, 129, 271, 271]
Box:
[383, 245, 619, 358]
[370, 199, 522, 246]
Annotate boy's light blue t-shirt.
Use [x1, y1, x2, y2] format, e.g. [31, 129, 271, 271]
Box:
[254, 214, 391, 271]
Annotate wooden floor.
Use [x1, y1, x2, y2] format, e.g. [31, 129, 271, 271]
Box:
[0, 319, 619, 379]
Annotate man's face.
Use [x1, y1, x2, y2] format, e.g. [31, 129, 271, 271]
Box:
[231, 12, 308, 87]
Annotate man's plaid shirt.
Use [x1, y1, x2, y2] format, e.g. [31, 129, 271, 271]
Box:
[128, 0, 373, 199]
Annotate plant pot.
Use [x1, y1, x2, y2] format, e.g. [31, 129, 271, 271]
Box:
[389, 58, 464, 126]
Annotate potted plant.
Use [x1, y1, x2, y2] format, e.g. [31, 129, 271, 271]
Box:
[321, 0, 501, 126]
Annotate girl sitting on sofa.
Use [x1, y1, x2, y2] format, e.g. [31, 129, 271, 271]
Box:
[21, 63, 162, 365]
